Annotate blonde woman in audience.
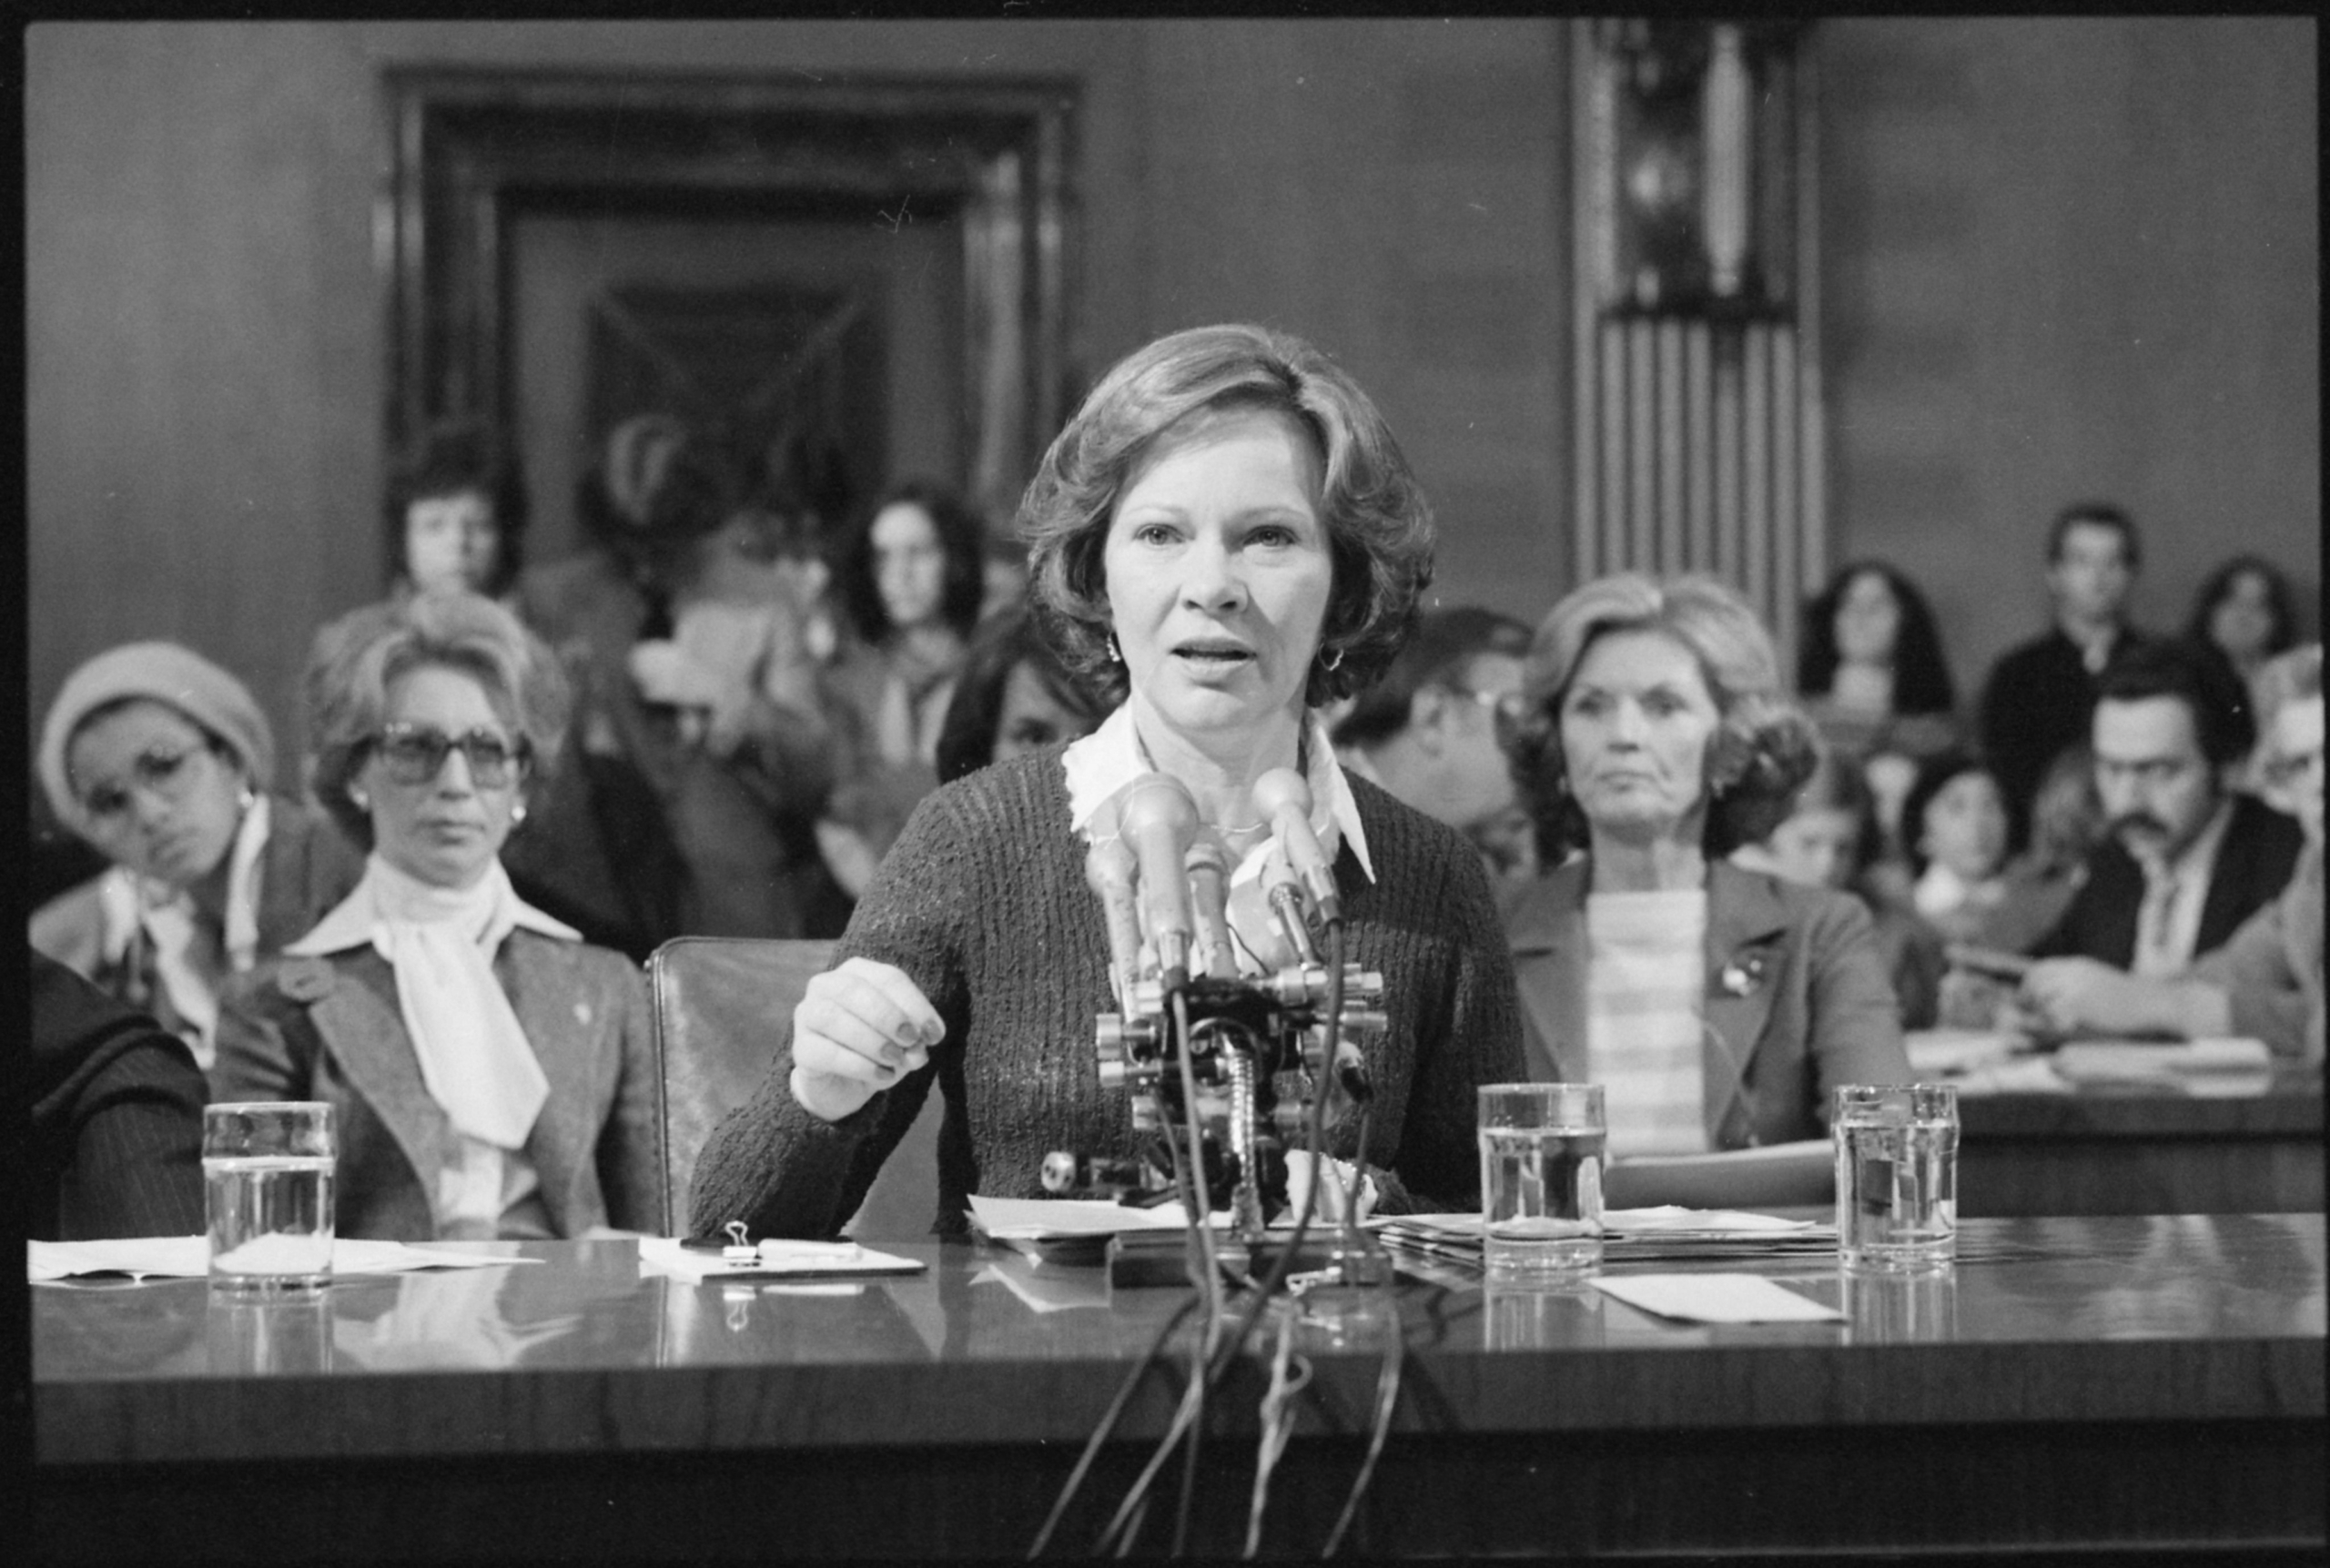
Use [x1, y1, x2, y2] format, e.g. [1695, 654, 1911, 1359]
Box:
[214, 592, 658, 1241]
[33, 642, 362, 1070]
[1501, 573, 1910, 1160]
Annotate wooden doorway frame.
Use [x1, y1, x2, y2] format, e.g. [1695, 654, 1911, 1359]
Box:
[379, 66, 1078, 526]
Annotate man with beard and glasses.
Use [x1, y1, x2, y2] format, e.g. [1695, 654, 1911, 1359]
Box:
[2012, 638, 2302, 1016]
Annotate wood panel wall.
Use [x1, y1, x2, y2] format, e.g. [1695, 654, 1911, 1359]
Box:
[25, 18, 2318, 825]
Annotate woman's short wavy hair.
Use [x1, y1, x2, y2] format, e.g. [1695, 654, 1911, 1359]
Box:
[306, 591, 571, 851]
[1021, 323, 1435, 711]
[1507, 572, 1821, 860]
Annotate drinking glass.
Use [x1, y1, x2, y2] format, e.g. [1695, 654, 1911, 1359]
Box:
[1832, 1084, 1957, 1272]
[1477, 1082, 1605, 1280]
[204, 1101, 336, 1291]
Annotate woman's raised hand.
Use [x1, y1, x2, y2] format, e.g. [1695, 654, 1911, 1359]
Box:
[786, 956, 945, 1123]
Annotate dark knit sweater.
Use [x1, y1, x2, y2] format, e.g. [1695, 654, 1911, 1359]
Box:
[689, 746, 1525, 1238]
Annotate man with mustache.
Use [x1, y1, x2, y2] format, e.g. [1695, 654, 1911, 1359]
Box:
[2011, 637, 2303, 1033]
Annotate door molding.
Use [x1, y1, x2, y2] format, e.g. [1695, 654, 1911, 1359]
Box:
[380, 66, 1077, 521]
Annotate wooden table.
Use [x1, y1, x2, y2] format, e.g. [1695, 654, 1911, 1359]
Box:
[33, 1216, 2326, 1560]
[1957, 1068, 2324, 1217]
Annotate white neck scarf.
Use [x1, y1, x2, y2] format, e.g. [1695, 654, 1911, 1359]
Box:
[95, 795, 273, 1067]
[289, 855, 575, 1148]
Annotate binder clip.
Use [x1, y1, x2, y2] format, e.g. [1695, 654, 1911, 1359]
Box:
[719, 1220, 758, 1265]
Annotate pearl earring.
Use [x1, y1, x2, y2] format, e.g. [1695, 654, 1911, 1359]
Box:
[350, 787, 370, 811]
[511, 801, 528, 825]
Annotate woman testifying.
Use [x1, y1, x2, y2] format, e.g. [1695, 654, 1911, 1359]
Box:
[215, 592, 660, 1240]
[693, 324, 1525, 1239]
[1501, 574, 1910, 1161]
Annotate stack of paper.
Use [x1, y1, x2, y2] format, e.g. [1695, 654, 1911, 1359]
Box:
[2051, 1037, 2273, 1085]
[1373, 1208, 1835, 1270]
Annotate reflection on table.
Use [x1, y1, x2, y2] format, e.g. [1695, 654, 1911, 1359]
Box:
[34, 1217, 2326, 1559]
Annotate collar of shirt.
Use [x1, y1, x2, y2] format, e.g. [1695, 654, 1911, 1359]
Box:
[2146, 794, 2237, 897]
[288, 856, 579, 957]
[1061, 702, 1375, 891]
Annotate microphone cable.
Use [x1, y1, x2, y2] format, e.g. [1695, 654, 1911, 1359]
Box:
[1026, 1290, 1202, 1559]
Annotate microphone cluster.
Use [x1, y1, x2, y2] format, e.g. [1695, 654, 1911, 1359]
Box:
[1061, 768, 1384, 1239]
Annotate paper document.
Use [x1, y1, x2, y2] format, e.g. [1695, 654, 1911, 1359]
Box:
[966, 1195, 1218, 1239]
[29, 1236, 533, 1283]
[2052, 1037, 2273, 1082]
[1592, 1273, 1843, 1324]
[637, 1236, 924, 1283]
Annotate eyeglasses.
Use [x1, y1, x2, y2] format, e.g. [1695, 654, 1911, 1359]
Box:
[2261, 744, 2324, 792]
[370, 723, 530, 788]
[1444, 683, 1533, 727]
[78, 744, 212, 820]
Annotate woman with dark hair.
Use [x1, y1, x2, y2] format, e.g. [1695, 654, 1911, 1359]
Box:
[931, 605, 1109, 786]
[1502, 572, 1909, 1161]
[1796, 561, 1965, 892]
[2185, 553, 2299, 682]
[32, 642, 362, 1069]
[215, 592, 659, 1241]
[692, 322, 1524, 1239]
[815, 481, 991, 898]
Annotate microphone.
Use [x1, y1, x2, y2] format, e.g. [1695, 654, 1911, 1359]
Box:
[1183, 829, 1236, 978]
[1119, 772, 1200, 986]
[1083, 831, 1144, 1012]
[1259, 844, 1322, 966]
[1253, 767, 1342, 925]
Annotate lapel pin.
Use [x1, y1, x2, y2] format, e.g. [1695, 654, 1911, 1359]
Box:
[1717, 954, 1768, 997]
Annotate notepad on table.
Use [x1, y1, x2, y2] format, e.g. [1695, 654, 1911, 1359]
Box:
[637, 1236, 925, 1283]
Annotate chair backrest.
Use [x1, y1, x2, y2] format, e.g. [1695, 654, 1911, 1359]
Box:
[648, 936, 834, 1238]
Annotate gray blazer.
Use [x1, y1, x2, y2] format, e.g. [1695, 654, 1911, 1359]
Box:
[213, 930, 661, 1241]
[1499, 858, 1911, 1148]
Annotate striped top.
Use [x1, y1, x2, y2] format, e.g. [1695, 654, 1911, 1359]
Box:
[1585, 888, 1709, 1157]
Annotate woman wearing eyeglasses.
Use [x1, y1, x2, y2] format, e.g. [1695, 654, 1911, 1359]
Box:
[213, 592, 659, 1241]
[34, 642, 363, 1070]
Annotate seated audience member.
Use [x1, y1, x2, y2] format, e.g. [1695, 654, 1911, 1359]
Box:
[1984, 742, 2107, 956]
[1899, 752, 2012, 946]
[931, 605, 1108, 786]
[1796, 560, 1962, 764]
[2012, 644, 2322, 1059]
[1731, 746, 1946, 1030]
[1501, 573, 1910, 1159]
[1795, 561, 1963, 890]
[214, 592, 658, 1241]
[512, 414, 836, 952]
[2186, 552, 2303, 795]
[2185, 552, 2299, 687]
[26, 950, 208, 1240]
[1332, 605, 1537, 879]
[816, 481, 988, 900]
[1978, 501, 2154, 851]
[2025, 636, 2302, 978]
[32, 642, 362, 1069]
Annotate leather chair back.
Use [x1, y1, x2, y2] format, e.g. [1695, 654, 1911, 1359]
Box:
[648, 936, 833, 1237]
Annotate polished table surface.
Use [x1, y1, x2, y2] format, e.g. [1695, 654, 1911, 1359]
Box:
[34, 1215, 2327, 1559]
[1955, 1066, 2325, 1216]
